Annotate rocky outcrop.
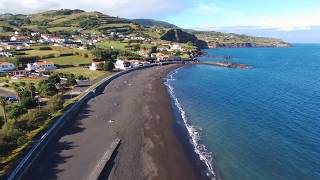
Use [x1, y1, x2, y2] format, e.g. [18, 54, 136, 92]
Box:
[160, 29, 209, 49]
[208, 42, 292, 48]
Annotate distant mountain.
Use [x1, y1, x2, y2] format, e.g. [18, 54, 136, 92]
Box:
[0, 9, 136, 34]
[160, 29, 208, 49]
[132, 19, 179, 29]
[186, 29, 291, 48]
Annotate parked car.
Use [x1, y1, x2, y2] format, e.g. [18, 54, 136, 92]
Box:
[5, 96, 18, 102]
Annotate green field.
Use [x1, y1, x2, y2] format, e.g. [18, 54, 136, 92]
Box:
[97, 40, 129, 50]
[52, 67, 109, 80]
[24, 49, 61, 57]
[47, 27, 79, 32]
[47, 56, 92, 66]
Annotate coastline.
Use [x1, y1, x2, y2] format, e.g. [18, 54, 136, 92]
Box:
[165, 66, 219, 180]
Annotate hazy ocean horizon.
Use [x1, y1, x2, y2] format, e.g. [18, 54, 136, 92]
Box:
[166, 44, 320, 180]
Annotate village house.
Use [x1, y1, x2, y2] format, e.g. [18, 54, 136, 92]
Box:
[89, 61, 105, 71]
[9, 70, 29, 79]
[40, 34, 66, 44]
[0, 62, 15, 71]
[25, 61, 57, 72]
[138, 50, 149, 57]
[169, 44, 183, 51]
[127, 60, 143, 68]
[151, 52, 169, 61]
[10, 35, 28, 42]
[114, 60, 126, 71]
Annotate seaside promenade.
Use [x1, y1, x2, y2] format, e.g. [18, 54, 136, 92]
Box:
[22, 65, 197, 180]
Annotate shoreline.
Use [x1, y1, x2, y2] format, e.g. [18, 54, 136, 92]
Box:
[164, 66, 219, 180]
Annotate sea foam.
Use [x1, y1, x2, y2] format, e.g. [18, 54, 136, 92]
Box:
[164, 68, 218, 180]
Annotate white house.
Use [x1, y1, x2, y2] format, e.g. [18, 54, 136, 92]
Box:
[10, 35, 27, 42]
[25, 61, 57, 72]
[127, 60, 142, 68]
[170, 44, 183, 51]
[114, 60, 126, 70]
[89, 61, 104, 71]
[0, 62, 15, 71]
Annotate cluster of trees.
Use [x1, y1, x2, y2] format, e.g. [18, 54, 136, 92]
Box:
[91, 48, 124, 71]
[0, 94, 63, 160]
[46, 72, 88, 81]
[91, 48, 119, 61]
[0, 77, 64, 161]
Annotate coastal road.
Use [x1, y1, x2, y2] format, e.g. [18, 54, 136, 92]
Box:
[22, 65, 197, 180]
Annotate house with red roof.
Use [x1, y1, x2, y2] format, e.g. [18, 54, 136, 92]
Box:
[25, 61, 57, 72]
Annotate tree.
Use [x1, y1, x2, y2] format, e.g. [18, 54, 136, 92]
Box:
[20, 97, 37, 109]
[150, 46, 158, 54]
[91, 49, 119, 61]
[48, 74, 61, 84]
[0, 96, 8, 124]
[47, 95, 64, 113]
[8, 104, 27, 119]
[27, 83, 36, 99]
[66, 77, 77, 87]
[15, 109, 49, 131]
[38, 80, 58, 97]
[103, 61, 115, 71]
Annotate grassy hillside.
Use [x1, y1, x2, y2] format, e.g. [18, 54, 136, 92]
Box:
[0, 9, 290, 48]
[0, 9, 139, 35]
[188, 30, 291, 47]
[132, 19, 178, 29]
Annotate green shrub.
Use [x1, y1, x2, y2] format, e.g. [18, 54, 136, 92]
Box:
[13, 52, 26, 56]
[8, 105, 27, 119]
[39, 46, 52, 50]
[46, 95, 64, 113]
[59, 53, 74, 57]
[48, 74, 61, 84]
[15, 109, 49, 131]
[20, 97, 37, 109]
[41, 54, 55, 59]
[103, 61, 115, 71]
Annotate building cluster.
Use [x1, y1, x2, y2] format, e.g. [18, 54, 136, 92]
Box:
[0, 30, 195, 79]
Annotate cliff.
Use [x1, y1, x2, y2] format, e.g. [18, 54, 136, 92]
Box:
[160, 29, 209, 49]
[188, 30, 292, 48]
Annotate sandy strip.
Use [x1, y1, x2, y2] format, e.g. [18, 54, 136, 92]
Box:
[22, 65, 197, 180]
[108, 64, 197, 180]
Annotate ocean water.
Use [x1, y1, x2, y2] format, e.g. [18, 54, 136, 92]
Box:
[165, 44, 320, 180]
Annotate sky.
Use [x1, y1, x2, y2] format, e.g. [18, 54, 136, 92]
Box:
[0, 0, 320, 42]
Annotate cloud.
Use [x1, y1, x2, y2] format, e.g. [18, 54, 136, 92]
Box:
[0, 0, 187, 18]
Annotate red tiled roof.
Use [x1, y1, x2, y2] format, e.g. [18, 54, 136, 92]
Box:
[34, 61, 54, 66]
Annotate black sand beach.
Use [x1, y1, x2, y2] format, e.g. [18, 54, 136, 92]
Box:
[22, 64, 197, 180]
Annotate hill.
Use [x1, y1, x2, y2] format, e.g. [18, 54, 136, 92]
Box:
[132, 19, 178, 29]
[0, 9, 138, 35]
[0, 9, 291, 48]
[187, 30, 291, 48]
[160, 29, 208, 49]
